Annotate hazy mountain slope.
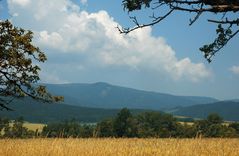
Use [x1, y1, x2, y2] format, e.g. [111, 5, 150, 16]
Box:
[45, 82, 218, 110]
[173, 101, 239, 121]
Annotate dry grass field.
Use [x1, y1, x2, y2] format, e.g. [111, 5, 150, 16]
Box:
[23, 123, 45, 132]
[0, 138, 239, 156]
[8, 122, 45, 132]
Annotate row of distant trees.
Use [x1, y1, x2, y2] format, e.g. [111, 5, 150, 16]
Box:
[95, 108, 239, 138]
[1, 108, 239, 138]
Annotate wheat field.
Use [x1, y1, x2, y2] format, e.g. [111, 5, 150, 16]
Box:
[0, 138, 238, 156]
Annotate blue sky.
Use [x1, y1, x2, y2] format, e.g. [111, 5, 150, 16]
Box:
[1, 0, 239, 100]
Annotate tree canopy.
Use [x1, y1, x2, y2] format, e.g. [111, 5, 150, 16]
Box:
[0, 20, 63, 110]
[120, 0, 239, 62]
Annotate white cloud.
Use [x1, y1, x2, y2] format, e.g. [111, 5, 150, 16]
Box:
[38, 31, 63, 49]
[8, 0, 30, 7]
[230, 65, 239, 75]
[7, 0, 212, 83]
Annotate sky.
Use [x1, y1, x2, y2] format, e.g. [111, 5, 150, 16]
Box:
[0, 0, 238, 100]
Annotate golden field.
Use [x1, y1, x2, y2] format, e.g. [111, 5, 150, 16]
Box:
[22, 123, 45, 132]
[0, 138, 239, 156]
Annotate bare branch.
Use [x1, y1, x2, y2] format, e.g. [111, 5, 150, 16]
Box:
[118, 9, 174, 34]
[208, 19, 239, 25]
[189, 11, 203, 25]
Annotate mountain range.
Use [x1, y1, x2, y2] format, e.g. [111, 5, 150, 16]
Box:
[1, 82, 238, 122]
[45, 82, 218, 110]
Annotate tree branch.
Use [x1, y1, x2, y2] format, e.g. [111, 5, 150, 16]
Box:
[208, 18, 239, 25]
[118, 9, 174, 34]
[121, 0, 239, 62]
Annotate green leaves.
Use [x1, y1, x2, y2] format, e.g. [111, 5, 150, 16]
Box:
[113, 108, 134, 137]
[123, 0, 152, 12]
[200, 24, 233, 62]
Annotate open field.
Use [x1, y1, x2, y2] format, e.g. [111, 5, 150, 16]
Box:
[0, 138, 239, 156]
[8, 122, 46, 132]
[23, 123, 46, 132]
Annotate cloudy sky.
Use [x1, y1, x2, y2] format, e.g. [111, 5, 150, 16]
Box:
[1, 0, 238, 100]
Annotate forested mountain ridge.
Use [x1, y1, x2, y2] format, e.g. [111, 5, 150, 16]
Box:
[44, 82, 218, 110]
[0, 97, 151, 123]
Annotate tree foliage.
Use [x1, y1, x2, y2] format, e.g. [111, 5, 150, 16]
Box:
[136, 112, 179, 137]
[0, 20, 63, 110]
[95, 119, 114, 137]
[113, 108, 137, 137]
[120, 0, 239, 62]
[207, 113, 223, 124]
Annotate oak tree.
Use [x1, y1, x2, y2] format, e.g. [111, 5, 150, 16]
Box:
[0, 20, 63, 110]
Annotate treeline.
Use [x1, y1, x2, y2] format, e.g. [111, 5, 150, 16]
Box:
[95, 108, 239, 138]
[1, 108, 239, 138]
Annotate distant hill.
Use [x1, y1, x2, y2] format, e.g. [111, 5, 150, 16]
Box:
[173, 101, 239, 121]
[44, 82, 218, 110]
[0, 98, 151, 123]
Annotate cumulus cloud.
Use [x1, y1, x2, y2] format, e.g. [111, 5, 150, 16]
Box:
[7, 0, 211, 83]
[230, 65, 239, 75]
